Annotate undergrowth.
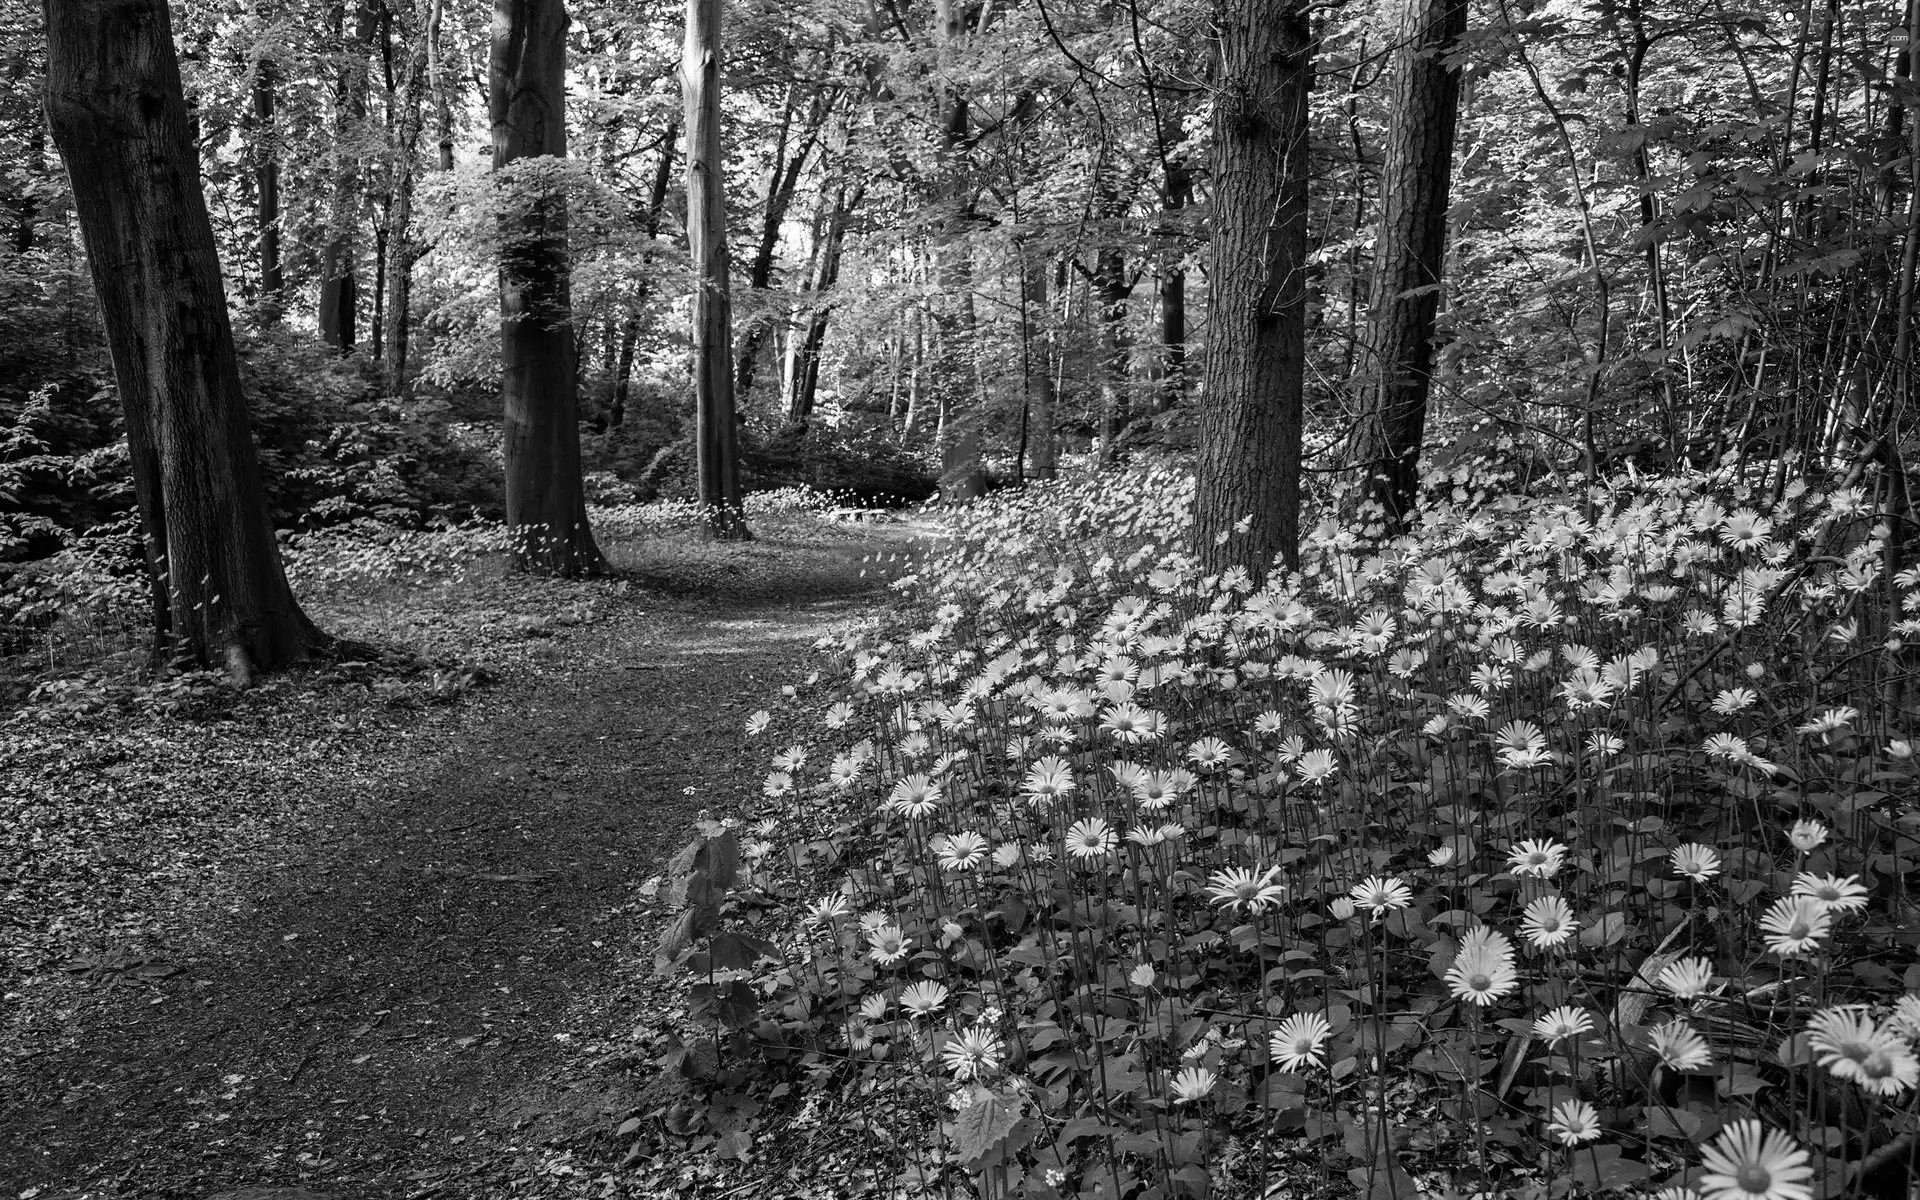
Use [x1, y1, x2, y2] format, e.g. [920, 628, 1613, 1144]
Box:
[644, 455, 1920, 1200]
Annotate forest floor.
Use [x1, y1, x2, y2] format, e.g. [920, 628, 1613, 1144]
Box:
[0, 512, 918, 1200]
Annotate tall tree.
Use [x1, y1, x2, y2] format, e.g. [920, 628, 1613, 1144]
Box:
[382, 0, 430, 393]
[492, 0, 608, 572]
[43, 0, 325, 678]
[251, 54, 283, 320]
[1349, 0, 1468, 531]
[1192, 0, 1312, 580]
[318, 0, 373, 350]
[683, 0, 750, 538]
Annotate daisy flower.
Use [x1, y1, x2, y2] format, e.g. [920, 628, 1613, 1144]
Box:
[1696, 1119, 1812, 1200]
[866, 925, 912, 966]
[1445, 926, 1519, 1006]
[1508, 838, 1568, 878]
[1787, 819, 1829, 852]
[1889, 994, 1920, 1040]
[1295, 749, 1339, 784]
[1520, 895, 1579, 949]
[1807, 1008, 1917, 1095]
[1758, 895, 1831, 957]
[1711, 687, 1758, 715]
[1670, 843, 1722, 882]
[1063, 817, 1117, 860]
[1546, 1098, 1601, 1146]
[858, 993, 889, 1021]
[1658, 957, 1716, 999]
[1349, 875, 1413, 917]
[1269, 1012, 1332, 1070]
[1206, 866, 1287, 913]
[1099, 702, 1162, 743]
[899, 980, 949, 1018]
[1188, 737, 1235, 769]
[1646, 1018, 1713, 1072]
[1796, 707, 1858, 737]
[1428, 844, 1456, 868]
[1533, 1006, 1594, 1045]
[1022, 756, 1076, 803]
[937, 831, 990, 872]
[823, 700, 854, 728]
[887, 773, 942, 818]
[940, 1026, 1005, 1081]
[803, 895, 852, 927]
[1169, 1065, 1216, 1104]
[763, 770, 795, 798]
[745, 709, 771, 735]
[1790, 872, 1869, 913]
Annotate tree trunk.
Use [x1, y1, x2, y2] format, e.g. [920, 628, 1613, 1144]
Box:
[1158, 157, 1191, 410]
[609, 127, 679, 431]
[784, 180, 864, 426]
[44, 0, 324, 676]
[492, 0, 608, 573]
[321, 1, 374, 351]
[682, 0, 750, 539]
[735, 88, 822, 403]
[1192, 0, 1312, 580]
[251, 57, 283, 322]
[1350, 0, 1467, 532]
[428, 0, 454, 170]
[383, 11, 430, 394]
[1024, 252, 1057, 480]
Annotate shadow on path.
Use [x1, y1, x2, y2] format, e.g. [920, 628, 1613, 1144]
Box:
[0, 527, 909, 1199]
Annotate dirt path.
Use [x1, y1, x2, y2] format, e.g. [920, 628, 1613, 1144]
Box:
[0, 522, 909, 1200]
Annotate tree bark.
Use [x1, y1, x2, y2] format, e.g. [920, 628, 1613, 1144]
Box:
[251, 57, 283, 322]
[383, 7, 430, 394]
[784, 180, 864, 426]
[44, 0, 324, 676]
[682, 0, 750, 538]
[492, 0, 608, 573]
[1024, 251, 1057, 479]
[1192, 0, 1312, 580]
[320, 1, 374, 351]
[1158, 157, 1192, 410]
[735, 87, 823, 402]
[610, 126, 678, 430]
[1350, 0, 1467, 532]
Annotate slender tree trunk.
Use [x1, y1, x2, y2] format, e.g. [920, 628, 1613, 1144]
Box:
[428, 0, 454, 170]
[319, 1, 373, 351]
[1349, 0, 1467, 533]
[1192, 0, 1312, 580]
[252, 57, 283, 322]
[735, 89, 822, 402]
[383, 12, 430, 394]
[683, 0, 750, 538]
[44, 0, 324, 676]
[492, 0, 607, 573]
[1158, 157, 1191, 410]
[785, 180, 864, 426]
[609, 126, 679, 431]
[1024, 252, 1057, 479]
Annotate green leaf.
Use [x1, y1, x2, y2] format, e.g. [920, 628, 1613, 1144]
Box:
[950, 1087, 1025, 1168]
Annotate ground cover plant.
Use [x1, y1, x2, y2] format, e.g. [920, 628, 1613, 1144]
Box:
[643, 455, 1920, 1200]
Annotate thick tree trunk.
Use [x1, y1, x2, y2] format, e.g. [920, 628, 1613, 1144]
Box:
[1350, 0, 1467, 532]
[44, 0, 323, 676]
[682, 0, 750, 538]
[492, 0, 608, 573]
[252, 58, 283, 321]
[1024, 253, 1057, 480]
[1192, 0, 1312, 580]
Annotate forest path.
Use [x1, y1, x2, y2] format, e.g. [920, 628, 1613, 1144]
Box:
[1, 518, 915, 1200]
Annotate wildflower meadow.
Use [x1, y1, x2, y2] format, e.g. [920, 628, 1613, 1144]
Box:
[651, 456, 1920, 1200]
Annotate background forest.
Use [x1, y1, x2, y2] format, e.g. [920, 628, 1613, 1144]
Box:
[6, 0, 1920, 1198]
